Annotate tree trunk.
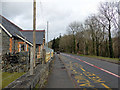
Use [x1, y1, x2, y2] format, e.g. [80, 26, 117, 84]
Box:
[85, 42, 89, 55]
[91, 29, 95, 55]
[96, 38, 99, 56]
[92, 38, 95, 55]
[73, 34, 76, 54]
[105, 39, 109, 57]
[108, 21, 114, 58]
[118, 30, 120, 59]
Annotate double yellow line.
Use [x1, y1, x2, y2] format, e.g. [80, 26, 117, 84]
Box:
[80, 65, 112, 89]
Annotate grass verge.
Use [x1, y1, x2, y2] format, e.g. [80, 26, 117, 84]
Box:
[65, 52, 119, 64]
[79, 54, 119, 61]
[0, 72, 25, 88]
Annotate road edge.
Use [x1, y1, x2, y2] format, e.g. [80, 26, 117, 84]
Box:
[58, 54, 78, 88]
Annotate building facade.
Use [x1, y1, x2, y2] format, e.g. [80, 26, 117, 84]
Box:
[0, 15, 45, 62]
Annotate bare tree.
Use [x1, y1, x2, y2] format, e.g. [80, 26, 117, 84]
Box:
[55, 1, 118, 58]
[98, 2, 116, 58]
[67, 21, 82, 53]
[85, 15, 96, 55]
[85, 15, 106, 56]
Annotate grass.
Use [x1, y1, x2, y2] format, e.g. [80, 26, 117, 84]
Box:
[0, 72, 25, 88]
[65, 52, 119, 63]
[78, 54, 119, 61]
[0, 70, 2, 89]
[35, 83, 40, 89]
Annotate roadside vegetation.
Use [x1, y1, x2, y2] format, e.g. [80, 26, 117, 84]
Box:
[79, 54, 119, 61]
[79, 54, 119, 63]
[49, 1, 119, 60]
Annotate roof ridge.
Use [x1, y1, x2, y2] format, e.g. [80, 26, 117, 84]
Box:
[0, 15, 23, 30]
[20, 30, 45, 32]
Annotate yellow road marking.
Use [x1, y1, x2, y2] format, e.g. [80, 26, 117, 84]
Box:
[75, 72, 77, 73]
[83, 71, 105, 83]
[65, 62, 111, 89]
[94, 78, 105, 83]
[79, 82, 94, 87]
[77, 80, 79, 83]
[83, 88, 86, 90]
[81, 68, 86, 72]
[73, 70, 77, 74]
[101, 83, 112, 90]
[75, 75, 85, 80]
[83, 72, 96, 76]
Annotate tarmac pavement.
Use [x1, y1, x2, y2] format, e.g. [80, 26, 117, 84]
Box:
[46, 54, 74, 88]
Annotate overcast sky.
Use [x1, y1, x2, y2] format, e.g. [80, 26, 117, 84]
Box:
[1, 0, 116, 41]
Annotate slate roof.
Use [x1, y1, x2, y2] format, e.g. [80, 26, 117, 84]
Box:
[20, 30, 45, 45]
[0, 15, 45, 45]
[0, 15, 23, 37]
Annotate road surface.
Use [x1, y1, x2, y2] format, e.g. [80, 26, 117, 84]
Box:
[59, 53, 119, 89]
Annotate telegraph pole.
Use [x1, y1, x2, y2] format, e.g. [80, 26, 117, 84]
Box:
[33, 0, 36, 67]
[47, 21, 49, 47]
[30, 0, 36, 75]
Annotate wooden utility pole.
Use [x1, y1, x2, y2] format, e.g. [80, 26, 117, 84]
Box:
[30, 47, 33, 75]
[47, 21, 49, 47]
[33, 0, 36, 67]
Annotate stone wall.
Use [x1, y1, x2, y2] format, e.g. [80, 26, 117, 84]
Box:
[2, 29, 10, 55]
[0, 28, 2, 63]
[2, 51, 30, 73]
[4, 57, 54, 89]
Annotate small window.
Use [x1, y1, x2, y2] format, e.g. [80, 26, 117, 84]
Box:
[18, 42, 26, 52]
[26, 44, 28, 51]
[0, 29, 1, 34]
[21, 44, 25, 51]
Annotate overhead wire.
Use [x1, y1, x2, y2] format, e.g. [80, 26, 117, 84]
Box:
[37, 0, 46, 30]
[38, 0, 53, 42]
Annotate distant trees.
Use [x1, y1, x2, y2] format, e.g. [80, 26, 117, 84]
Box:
[49, 1, 119, 58]
[50, 36, 61, 52]
[59, 35, 73, 53]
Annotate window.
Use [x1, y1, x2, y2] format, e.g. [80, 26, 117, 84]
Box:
[18, 42, 26, 52]
[18, 42, 29, 52]
[21, 44, 25, 51]
[0, 28, 1, 34]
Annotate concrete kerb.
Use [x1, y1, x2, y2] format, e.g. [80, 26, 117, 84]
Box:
[58, 54, 78, 88]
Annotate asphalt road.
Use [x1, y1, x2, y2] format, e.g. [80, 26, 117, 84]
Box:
[59, 53, 120, 89]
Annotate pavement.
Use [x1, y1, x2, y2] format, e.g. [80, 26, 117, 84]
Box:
[45, 54, 74, 88]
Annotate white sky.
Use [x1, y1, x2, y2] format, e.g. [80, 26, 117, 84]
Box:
[1, 0, 117, 41]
